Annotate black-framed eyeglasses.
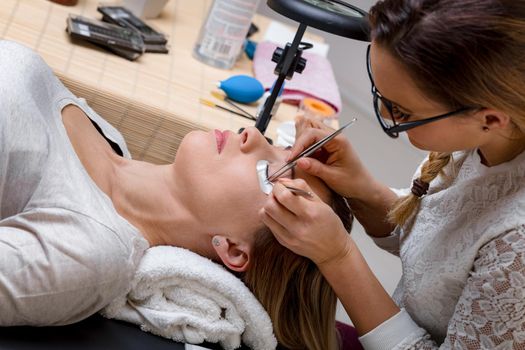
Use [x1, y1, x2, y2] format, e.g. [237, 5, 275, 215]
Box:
[366, 45, 474, 138]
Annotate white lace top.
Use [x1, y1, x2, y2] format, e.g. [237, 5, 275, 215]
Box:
[359, 148, 525, 349]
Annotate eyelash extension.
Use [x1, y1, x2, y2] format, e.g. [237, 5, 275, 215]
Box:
[268, 162, 295, 180]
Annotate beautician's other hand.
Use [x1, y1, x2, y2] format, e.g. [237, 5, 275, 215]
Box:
[290, 116, 372, 199]
[260, 178, 353, 265]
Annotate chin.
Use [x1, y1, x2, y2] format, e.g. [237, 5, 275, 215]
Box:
[178, 130, 209, 155]
[181, 130, 208, 145]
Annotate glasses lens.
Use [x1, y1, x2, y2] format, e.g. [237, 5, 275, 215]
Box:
[374, 95, 396, 128]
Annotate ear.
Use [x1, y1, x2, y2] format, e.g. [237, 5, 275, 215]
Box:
[478, 108, 512, 131]
[211, 235, 252, 272]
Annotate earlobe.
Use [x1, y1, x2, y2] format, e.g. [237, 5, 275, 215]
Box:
[211, 235, 251, 272]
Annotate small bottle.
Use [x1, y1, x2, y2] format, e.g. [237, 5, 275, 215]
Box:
[256, 81, 285, 119]
[193, 0, 260, 69]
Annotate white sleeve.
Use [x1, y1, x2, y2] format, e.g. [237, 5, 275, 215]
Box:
[359, 309, 427, 350]
[359, 226, 525, 350]
[370, 226, 402, 256]
[0, 207, 147, 326]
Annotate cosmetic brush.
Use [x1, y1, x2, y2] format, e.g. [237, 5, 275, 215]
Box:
[211, 91, 255, 120]
[199, 98, 256, 120]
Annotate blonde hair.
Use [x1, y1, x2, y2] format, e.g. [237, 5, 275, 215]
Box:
[388, 152, 451, 225]
[242, 193, 352, 349]
[369, 0, 525, 226]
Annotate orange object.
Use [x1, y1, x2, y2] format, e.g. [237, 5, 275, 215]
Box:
[300, 98, 336, 119]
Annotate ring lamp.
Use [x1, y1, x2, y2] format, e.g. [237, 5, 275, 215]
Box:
[255, 0, 371, 136]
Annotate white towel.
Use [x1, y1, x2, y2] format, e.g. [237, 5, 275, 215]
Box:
[101, 246, 277, 350]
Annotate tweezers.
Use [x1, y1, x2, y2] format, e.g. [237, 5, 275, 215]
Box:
[282, 185, 314, 198]
[257, 160, 314, 198]
[267, 118, 357, 182]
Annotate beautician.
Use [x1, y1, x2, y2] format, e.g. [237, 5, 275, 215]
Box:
[260, 0, 525, 348]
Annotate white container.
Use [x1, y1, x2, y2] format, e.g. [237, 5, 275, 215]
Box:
[276, 121, 296, 148]
[123, 0, 169, 19]
[193, 0, 260, 69]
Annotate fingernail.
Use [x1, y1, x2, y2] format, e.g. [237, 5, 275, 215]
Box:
[297, 158, 310, 169]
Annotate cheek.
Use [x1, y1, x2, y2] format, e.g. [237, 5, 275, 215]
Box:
[406, 127, 437, 150]
[208, 162, 267, 222]
[406, 122, 483, 152]
[220, 197, 265, 242]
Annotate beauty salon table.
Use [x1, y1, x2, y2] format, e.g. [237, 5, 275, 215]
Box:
[0, 0, 324, 164]
[0, 314, 254, 349]
[0, 0, 325, 348]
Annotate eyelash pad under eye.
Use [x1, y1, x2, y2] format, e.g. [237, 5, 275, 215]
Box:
[256, 160, 273, 195]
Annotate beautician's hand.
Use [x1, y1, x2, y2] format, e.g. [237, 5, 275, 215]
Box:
[260, 178, 353, 265]
[289, 116, 372, 199]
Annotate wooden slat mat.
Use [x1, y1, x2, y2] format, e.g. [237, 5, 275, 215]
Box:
[1, 0, 327, 164]
[0, 0, 272, 163]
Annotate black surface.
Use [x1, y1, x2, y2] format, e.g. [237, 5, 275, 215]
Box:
[0, 314, 252, 350]
[0, 314, 190, 350]
[267, 0, 370, 41]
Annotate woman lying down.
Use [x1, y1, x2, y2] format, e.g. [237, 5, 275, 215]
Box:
[0, 41, 353, 350]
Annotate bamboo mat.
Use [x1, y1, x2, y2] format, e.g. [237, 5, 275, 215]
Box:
[0, 0, 321, 164]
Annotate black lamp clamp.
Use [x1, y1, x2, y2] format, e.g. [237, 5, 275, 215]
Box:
[255, 0, 371, 137]
[272, 41, 313, 78]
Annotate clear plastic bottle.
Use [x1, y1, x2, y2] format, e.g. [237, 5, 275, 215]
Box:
[193, 0, 260, 69]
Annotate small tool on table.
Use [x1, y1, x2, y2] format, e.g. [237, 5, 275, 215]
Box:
[199, 98, 256, 121]
[211, 91, 255, 120]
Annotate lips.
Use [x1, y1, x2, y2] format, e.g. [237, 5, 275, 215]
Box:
[214, 129, 229, 154]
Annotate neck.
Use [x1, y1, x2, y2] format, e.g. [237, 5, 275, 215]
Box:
[108, 158, 215, 257]
[478, 130, 525, 167]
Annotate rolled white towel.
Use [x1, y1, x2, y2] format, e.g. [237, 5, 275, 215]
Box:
[101, 246, 277, 350]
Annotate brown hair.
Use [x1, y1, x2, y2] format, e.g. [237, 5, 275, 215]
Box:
[368, 0, 525, 225]
[242, 191, 353, 350]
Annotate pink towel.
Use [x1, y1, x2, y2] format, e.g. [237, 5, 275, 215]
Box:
[253, 41, 342, 114]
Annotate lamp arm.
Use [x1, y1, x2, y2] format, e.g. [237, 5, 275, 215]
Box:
[255, 23, 308, 135]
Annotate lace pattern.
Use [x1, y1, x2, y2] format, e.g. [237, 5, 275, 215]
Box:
[394, 227, 525, 349]
[387, 149, 525, 349]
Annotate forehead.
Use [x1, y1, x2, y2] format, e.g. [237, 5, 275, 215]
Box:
[370, 42, 443, 112]
[370, 43, 421, 98]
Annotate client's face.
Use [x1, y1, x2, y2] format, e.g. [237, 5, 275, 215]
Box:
[174, 127, 331, 245]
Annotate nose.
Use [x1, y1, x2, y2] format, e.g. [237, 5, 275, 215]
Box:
[240, 127, 270, 153]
